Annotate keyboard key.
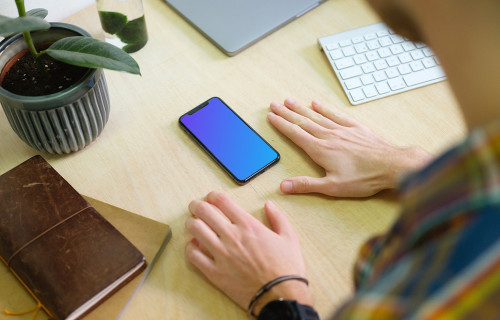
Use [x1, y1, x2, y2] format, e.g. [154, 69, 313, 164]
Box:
[344, 78, 362, 89]
[398, 52, 412, 64]
[330, 49, 343, 60]
[366, 51, 379, 61]
[364, 33, 376, 41]
[422, 47, 434, 57]
[375, 82, 391, 94]
[376, 30, 389, 37]
[352, 36, 364, 44]
[335, 57, 355, 69]
[386, 56, 400, 67]
[398, 64, 412, 75]
[403, 66, 446, 86]
[390, 35, 404, 44]
[374, 60, 388, 70]
[402, 42, 417, 51]
[385, 67, 399, 78]
[354, 43, 368, 53]
[354, 54, 368, 65]
[388, 77, 406, 90]
[390, 44, 404, 55]
[422, 57, 437, 68]
[411, 50, 424, 60]
[339, 39, 351, 47]
[378, 37, 392, 47]
[340, 66, 363, 79]
[415, 42, 426, 49]
[326, 42, 339, 51]
[342, 46, 356, 56]
[367, 40, 380, 50]
[373, 71, 387, 82]
[378, 48, 391, 58]
[410, 61, 424, 71]
[363, 85, 378, 98]
[360, 74, 374, 85]
[350, 88, 365, 101]
[362, 62, 376, 73]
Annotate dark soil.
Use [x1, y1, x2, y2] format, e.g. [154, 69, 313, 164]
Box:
[1, 53, 88, 96]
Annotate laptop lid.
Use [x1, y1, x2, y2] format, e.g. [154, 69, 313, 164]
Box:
[164, 0, 325, 56]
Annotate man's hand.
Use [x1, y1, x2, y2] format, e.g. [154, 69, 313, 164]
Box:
[268, 99, 431, 197]
[185, 192, 313, 315]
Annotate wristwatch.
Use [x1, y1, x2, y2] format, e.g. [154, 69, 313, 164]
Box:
[257, 299, 320, 320]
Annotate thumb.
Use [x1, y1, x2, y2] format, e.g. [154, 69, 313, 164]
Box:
[264, 201, 294, 236]
[280, 176, 330, 194]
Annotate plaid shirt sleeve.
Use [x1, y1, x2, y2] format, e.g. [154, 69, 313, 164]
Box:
[331, 121, 500, 320]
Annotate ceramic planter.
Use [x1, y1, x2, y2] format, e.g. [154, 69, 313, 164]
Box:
[0, 22, 110, 154]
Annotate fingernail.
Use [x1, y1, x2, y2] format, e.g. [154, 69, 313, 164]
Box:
[281, 180, 293, 193]
[285, 98, 295, 105]
[265, 200, 275, 209]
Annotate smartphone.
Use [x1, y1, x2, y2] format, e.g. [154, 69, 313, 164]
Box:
[179, 97, 280, 184]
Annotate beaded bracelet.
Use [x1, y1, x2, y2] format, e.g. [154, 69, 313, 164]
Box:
[247, 275, 309, 318]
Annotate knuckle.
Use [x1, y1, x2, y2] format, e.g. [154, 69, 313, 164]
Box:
[290, 123, 303, 135]
[185, 244, 197, 261]
[319, 139, 339, 152]
[186, 217, 203, 234]
[309, 140, 328, 155]
[295, 177, 310, 192]
[211, 192, 229, 207]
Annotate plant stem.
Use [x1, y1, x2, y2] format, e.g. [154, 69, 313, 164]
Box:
[15, 0, 42, 59]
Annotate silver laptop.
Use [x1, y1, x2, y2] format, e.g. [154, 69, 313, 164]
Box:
[164, 0, 325, 56]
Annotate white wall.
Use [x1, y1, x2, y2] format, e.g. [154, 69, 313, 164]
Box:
[1, 0, 94, 21]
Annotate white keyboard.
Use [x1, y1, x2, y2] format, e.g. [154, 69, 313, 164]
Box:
[318, 22, 446, 105]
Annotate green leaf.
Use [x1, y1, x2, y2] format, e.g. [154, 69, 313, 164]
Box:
[116, 15, 147, 44]
[46, 36, 141, 75]
[98, 11, 127, 35]
[122, 42, 147, 53]
[0, 15, 50, 36]
[26, 8, 48, 19]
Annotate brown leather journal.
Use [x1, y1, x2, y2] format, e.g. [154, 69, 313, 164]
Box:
[0, 156, 147, 320]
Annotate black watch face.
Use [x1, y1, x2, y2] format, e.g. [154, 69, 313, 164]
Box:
[259, 300, 296, 320]
[259, 300, 320, 320]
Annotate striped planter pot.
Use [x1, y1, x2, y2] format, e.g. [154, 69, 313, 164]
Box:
[0, 23, 110, 154]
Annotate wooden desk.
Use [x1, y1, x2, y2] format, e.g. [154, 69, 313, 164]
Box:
[0, 0, 466, 318]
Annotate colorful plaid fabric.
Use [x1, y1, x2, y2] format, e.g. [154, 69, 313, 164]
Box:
[332, 121, 500, 319]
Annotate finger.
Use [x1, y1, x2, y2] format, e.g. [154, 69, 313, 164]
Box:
[311, 100, 359, 127]
[189, 199, 232, 236]
[185, 215, 221, 254]
[190, 237, 214, 259]
[283, 98, 340, 130]
[185, 239, 217, 276]
[280, 176, 333, 195]
[270, 101, 328, 138]
[264, 201, 295, 237]
[267, 111, 320, 153]
[205, 191, 256, 226]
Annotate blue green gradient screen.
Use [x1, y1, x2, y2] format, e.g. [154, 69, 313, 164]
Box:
[180, 98, 279, 182]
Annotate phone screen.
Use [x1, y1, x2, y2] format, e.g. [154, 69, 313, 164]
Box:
[179, 97, 280, 184]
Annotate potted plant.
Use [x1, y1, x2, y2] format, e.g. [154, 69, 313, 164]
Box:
[0, 0, 141, 154]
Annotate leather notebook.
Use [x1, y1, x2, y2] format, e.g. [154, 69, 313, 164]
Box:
[0, 156, 147, 320]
